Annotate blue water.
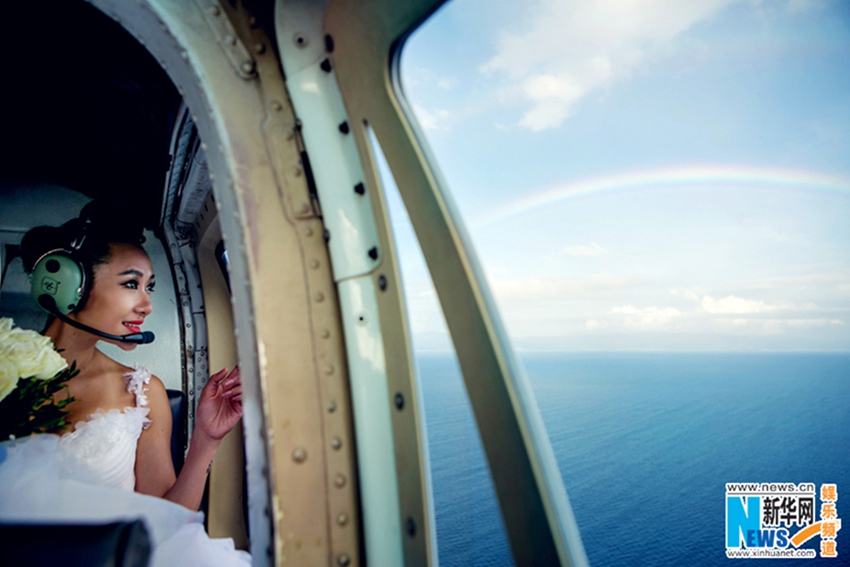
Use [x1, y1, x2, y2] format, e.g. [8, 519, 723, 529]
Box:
[419, 353, 850, 566]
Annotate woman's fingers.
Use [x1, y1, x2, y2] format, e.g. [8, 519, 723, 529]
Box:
[222, 385, 242, 398]
[204, 368, 228, 391]
[205, 367, 239, 389]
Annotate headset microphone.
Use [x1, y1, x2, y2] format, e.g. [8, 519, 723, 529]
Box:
[37, 296, 156, 345]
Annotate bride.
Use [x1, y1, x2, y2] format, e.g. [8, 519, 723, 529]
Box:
[0, 204, 250, 566]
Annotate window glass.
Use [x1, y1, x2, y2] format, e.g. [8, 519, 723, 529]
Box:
[368, 126, 515, 564]
[400, 1, 850, 565]
[216, 240, 231, 293]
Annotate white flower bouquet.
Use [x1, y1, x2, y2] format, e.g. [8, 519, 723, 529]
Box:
[0, 318, 77, 439]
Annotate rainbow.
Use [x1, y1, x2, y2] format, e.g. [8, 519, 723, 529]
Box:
[471, 164, 850, 229]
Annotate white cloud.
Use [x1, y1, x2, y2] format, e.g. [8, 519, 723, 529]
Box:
[481, 0, 740, 130]
[671, 287, 705, 302]
[782, 318, 844, 327]
[436, 77, 455, 90]
[412, 103, 451, 131]
[609, 304, 683, 326]
[700, 294, 784, 314]
[563, 242, 608, 256]
[489, 274, 631, 301]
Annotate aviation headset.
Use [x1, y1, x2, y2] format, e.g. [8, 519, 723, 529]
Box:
[30, 218, 92, 316]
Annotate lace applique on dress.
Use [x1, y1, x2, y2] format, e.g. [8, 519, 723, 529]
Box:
[124, 364, 152, 429]
[58, 365, 153, 491]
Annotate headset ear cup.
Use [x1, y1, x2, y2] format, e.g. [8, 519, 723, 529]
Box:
[30, 250, 87, 315]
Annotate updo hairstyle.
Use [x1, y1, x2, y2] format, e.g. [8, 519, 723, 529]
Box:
[21, 201, 147, 276]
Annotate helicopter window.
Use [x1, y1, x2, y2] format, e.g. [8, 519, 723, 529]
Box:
[367, 123, 516, 563]
[216, 240, 231, 294]
[400, 1, 850, 565]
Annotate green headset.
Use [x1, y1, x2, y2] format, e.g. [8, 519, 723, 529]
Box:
[30, 221, 91, 316]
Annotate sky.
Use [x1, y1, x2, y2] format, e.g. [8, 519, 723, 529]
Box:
[387, 0, 850, 352]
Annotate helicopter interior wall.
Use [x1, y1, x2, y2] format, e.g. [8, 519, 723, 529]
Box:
[2, 1, 180, 228]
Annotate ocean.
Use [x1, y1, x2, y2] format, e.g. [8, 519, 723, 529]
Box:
[418, 352, 850, 566]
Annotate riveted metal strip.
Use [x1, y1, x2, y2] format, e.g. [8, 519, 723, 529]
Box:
[277, 0, 381, 282]
[226, 2, 362, 564]
[192, 0, 257, 79]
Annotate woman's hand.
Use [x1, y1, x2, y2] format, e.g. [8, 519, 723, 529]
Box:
[151, 367, 241, 509]
[194, 366, 243, 444]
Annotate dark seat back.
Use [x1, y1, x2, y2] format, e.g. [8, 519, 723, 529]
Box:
[167, 389, 187, 473]
[2, 520, 151, 567]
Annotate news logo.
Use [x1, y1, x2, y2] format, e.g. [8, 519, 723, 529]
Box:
[726, 483, 841, 559]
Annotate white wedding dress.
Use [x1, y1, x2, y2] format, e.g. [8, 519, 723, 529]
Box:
[0, 365, 251, 567]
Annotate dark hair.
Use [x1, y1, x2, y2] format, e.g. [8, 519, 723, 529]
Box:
[21, 201, 146, 274]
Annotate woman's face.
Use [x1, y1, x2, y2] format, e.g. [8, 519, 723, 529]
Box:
[73, 243, 155, 351]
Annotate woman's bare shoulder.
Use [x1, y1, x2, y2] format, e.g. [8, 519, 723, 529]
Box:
[146, 373, 167, 396]
[96, 354, 169, 402]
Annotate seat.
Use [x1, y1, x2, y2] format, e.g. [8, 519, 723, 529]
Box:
[167, 389, 187, 473]
[2, 520, 151, 567]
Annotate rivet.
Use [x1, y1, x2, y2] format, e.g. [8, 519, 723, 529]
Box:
[406, 517, 416, 537]
[255, 43, 266, 54]
[378, 274, 387, 291]
[394, 392, 404, 410]
[225, 35, 236, 46]
[303, 226, 314, 237]
[368, 247, 379, 260]
[271, 101, 283, 112]
[337, 554, 350, 566]
[208, 6, 220, 17]
[314, 292, 325, 303]
[301, 203, 311, 215]
[249, 16, 258, 28]
[201, 142, 208, 151]
[324, 34, 335, 53]
[320, 328, 330, 338]
[338, 121, 350, 135]
[292, 448, 306, 463]
[327, 401, 337, 413]
[181, 51, 189, 60]
[337, 513, 348, 526]
[293, 33, 307, 48]
[310, 259, 320, 270]
[320, 58, 332, 73]
[331, 437, 342, 450]
[354, 182, 365, 196]
[334, 474, 347, 488]
[241, 60, 256, 74]
[294, 168, 303, 177]
[323, 364, 334, 375]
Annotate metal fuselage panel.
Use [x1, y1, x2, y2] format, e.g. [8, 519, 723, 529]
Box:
[87, 0, 363, 564]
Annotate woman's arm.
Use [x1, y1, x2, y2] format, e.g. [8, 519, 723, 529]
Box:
[134, 367, 242, 510]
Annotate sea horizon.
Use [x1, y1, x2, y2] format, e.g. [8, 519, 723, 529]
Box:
[418, 351, 849, 566]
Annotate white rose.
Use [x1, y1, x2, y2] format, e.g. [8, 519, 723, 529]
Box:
[0, 358, 18, 403]
[0, 327, 68, 379]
